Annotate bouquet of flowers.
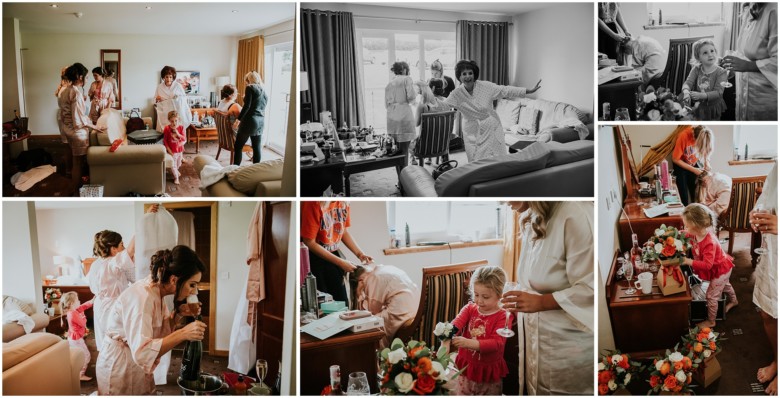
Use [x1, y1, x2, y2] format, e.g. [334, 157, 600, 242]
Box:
[648, 349, 696, 394]
[642, 224, 692, 266]
[378, 338, 464, 395]
[681, 326, 722, 361]
[44, 288, 62, 305]
[638, 86, 694, 121]
[597, 350, 642, 395]
[433, 322, 458, 342]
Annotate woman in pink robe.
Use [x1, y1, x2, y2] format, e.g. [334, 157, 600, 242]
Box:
[355, 264, 419, 348]
[58, 63, 103, 187]
[96, 246, 206, 395]
[88, 67, 116, 124]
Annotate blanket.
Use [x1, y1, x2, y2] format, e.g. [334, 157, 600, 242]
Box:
[199, 164, 239, 189]
[3, 308, 35, 334]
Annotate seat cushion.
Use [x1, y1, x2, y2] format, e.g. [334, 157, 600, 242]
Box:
[434, 142, 550, 197]
[544, 140, 595, 167]
[226, 159, 284, 195]
[399, 166, 437, 197]
[495, 99, 521, 128]
[3, 332, 60, 370]
[517, 106, 540, 134]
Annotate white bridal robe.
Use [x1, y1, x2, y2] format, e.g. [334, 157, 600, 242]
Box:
[87, 249, 136, 352]
[154, 82, 192, 131]
[753, 162, 777, 318]
[734, 3, 778, 121]
[444, 81, 526, 162]
[516, 202, 594, 395]
[96, 277, 172, 395]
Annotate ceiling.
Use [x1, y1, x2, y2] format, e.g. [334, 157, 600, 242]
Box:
[3, 2, 295, 36]
[360, 2, 549, 16]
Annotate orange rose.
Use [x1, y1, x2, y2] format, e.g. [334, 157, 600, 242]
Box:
[666, 236, 675, 245]
[660, 362, 671, 375]
[682, 356, 693, 370]
[619, 357, 629, 369]
[701, 327, 711, 334]
[664, 375, 678, 390]
[709, 341, 717, 350]
[417, 357, 432, 374]
[598, 370, 614, 384]
[662, 245, 677, 257]
[674, 361, 684, 371]
[649, 375, 660, 388]
[598, 383, 609, 395]
[697, 332, 708, 341]
[413, 373, 436, 395]
[409, 346, 422, 358]
[694, 343, 703, 353]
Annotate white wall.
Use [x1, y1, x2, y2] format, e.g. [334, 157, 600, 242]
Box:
[348, 202, 504, 289]
[2, 202, 43, 310]
[20, 31, 236, 135]
[35, 204, 136, 279]
[3, 18, 24, 121]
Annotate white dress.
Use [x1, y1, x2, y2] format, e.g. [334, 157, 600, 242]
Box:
[515, 202, 594, 395]
[154, 82, 192, 130]
[753, 162, 777, 318]
[96, 277, 172, 395]
[444, 81, 526, 162]
[87, 250, 135, 351]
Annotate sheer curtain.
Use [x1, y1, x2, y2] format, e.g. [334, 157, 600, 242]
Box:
[301, 9, 365, 126]
[456, 20, 509, 85]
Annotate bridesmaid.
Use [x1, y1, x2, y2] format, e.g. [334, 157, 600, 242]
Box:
[87, 67, 115, 123]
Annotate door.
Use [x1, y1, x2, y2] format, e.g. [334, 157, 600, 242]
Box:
[263, 42, 293, 155]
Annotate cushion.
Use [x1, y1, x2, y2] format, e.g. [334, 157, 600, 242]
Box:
[226, 159, 284, 195]
[517, 106, 540, 135]
[495, 99, 522, 128]
[544, 140, 595, 167]
[434, 142, 550, 197]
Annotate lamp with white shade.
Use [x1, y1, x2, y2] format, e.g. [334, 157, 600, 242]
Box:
[300, 71, 312, 123]
[300, 71, 309, 92]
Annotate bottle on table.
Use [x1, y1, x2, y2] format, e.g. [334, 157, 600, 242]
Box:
[272, 361, 282, 395]
[630, 233, 643, 272]
[234, 375, 248, 395]
[328, 365, 346, 395]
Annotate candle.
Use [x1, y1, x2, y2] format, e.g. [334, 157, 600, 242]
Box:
[660, 160, 669, 190]
[300, 243, 310, 286]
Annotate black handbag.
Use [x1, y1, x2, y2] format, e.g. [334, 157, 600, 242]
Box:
[432, 160, 458, 180]
[126, 109, 145, 133]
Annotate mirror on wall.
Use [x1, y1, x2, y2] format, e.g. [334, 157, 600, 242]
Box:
[100, 49, 121, 109]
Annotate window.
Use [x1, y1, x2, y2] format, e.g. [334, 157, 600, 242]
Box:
[263, 42, 293, 154]
[387, 202, 505, 242]
[733, 125, 778, 159]
[647, 3, 724, 25]
[358, 29, 456, 132]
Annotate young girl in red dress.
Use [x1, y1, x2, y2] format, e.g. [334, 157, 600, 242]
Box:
[446, 265, 513, 395]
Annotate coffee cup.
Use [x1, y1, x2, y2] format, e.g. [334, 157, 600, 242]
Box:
[634, 272, 653, 294]
[639, 182, 649, 190]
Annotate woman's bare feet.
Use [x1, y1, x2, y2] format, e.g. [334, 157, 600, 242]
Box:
[758, 361, 778, 383]
[80, 374, 92, 381]
[174, 179, 180, 185]
[725, 300, 739, 314]
[697, 319, 716, 329]
[767, 376, 777, 395]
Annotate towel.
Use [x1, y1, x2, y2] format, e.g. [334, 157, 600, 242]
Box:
[199, 164, 239, 189]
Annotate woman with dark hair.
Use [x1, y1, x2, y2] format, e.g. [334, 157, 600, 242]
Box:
[96, 245, 207, 395]
[385, 61, 416, 168]
[88, 66, 115, 123]
[444, 60, 541, 161]
[217, 84, 242, 133]
[58, 62, 103, 187]
[154, 65, 191, 131]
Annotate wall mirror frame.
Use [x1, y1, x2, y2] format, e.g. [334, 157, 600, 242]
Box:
[100, 49, 121, 110]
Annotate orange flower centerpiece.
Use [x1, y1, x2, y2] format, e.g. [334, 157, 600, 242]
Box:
[378, 338, 463, 395]
[44, 288, 62, 314]
[681, 326, 723, 387]
[643, 225, 692, 295]
[598, 350, 643, 395]
[648, 348, 697, 395]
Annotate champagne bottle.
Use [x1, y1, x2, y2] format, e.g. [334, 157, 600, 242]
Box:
[180, 313, 203, 381]
[328, 365, 346, 395]
[272, 361, 282, 395]
[630, 234, 642, 271]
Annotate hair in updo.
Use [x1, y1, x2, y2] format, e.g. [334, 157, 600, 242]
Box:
[469, 265, 507, 299]
[93, 230, 123, 258]
[150, 245, 206, 299]
[220, 84, 236, 99]
[390, 61, 409, 76]
[682, 203, 717, 232]
[63, 63, 88, 83]
[92, 66, 105, 76]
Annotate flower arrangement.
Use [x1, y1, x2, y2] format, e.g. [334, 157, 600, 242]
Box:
[648, 348, 697, 394]
[44, 288, 62, 305]
[597, 350, 643, 395]
[638, 86, 694, 122]
[642, 224, 692, 265]
[433, 322, 458, 342]
[681, 326, 722, 361]
[377, 338, 463, 395]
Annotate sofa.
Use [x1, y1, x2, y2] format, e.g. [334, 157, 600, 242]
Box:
[86, 116, 169, 196]
[3, 333, 84, 395]
[400, 140, 594, 197]
[496, 97, 592, 148]
[194, 155, 283, 197]
[2, 296, 49, 343]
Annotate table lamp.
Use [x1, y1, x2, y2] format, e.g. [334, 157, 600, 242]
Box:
[53, 255, 70, 277]
[300, 71, 312, 124]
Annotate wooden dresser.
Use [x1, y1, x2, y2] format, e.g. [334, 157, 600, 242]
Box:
[300, 329, 384, 394]
[186, 107, 218, 153]
[618, 196, 684, 249]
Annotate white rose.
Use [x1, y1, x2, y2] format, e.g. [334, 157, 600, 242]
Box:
[674, 239, 683, 252]
[608, 379, 617, 391]
[708, 332, 715, 340]
[655, 228, 665, 237]
[655, 360, 665, 371]
[624, 373, 632, 385]
[598, 363, 606, 371]
[611, 354, 623, 365]
[387, 348, 407, 365]
[675, 370, 686, 383]
[655, 243, 664, 254]
[644, 93, 657, 103]
[394, 372, 415, 393]
[703, 349, 712, 358]
[669, 352, 684, 363]
[444, 323, 453, 335]
[433, 322, 446, 336]
[431, 361, 447, 381]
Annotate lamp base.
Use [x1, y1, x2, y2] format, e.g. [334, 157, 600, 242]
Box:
[300, 102, 313, 124]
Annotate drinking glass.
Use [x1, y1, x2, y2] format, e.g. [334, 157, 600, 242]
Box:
[635, 91, 645, 119]
[496, 282, 517, 338]
[614, 108, 631, 121]
[347, 372, 370, 395]
[623, 255, 636, 295]
[255, 359, 268, 384]
[753, 204, 770, 255]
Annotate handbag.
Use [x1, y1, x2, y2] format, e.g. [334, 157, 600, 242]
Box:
[126, 108, 145, 133]
[432, 160, 458, 180]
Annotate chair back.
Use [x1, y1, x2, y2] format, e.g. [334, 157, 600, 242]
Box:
[659, 36, 714, 94]
[395, 259, 488, 348]
[414, 111, 455, 162]
[719, 175, 765, 233]
[214, 110, 235, 153]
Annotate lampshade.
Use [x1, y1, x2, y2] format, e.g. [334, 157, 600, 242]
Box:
[300, 71, 309, 92]
[53, 255, 69, 265]
[215, 76, 231, 89]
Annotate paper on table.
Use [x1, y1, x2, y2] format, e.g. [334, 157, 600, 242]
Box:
[643, 203, 669, 218]
[300, 312, 352, 340]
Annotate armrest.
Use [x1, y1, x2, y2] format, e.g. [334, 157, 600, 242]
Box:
[399, 166, 437, 197]
[255, 180, 282, 197]
[87, 145, 165, 165]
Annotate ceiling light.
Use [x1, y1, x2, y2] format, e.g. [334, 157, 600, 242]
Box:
[145, 6, 152, 10]
[50, 4, 58, 7]
[232, 10, 239, 13]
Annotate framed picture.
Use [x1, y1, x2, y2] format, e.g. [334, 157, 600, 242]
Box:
[171, 70, 200, 94]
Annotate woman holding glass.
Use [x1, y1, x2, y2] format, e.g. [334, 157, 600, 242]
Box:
[501, 201, 594, 395]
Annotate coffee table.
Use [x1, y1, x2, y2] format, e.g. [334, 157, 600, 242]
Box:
[300, 151, 347, 197]
[186, 124, 218, 153]
[127, 129, 163, 145]
[343, 153, 406, 196]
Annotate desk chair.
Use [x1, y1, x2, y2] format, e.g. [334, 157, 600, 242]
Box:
[719, 175, 765, 266]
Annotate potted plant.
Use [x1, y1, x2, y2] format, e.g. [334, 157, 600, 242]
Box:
[638, 86, 694, 122]
[44, 288, 62, 315]
[598, 350, 642, 395]
[681, 326, 723, 387]
[648, 349, 697, 395]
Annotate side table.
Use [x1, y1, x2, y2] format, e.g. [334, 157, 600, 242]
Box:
[127, 129, 163, 145]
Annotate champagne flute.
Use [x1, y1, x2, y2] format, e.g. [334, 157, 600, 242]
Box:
[615, 107, 631, 121]
[623, 253, 636, 295]
[753, 204, 770, 255]
[255, 359, 268, 385]
[496, 282, 516, 338]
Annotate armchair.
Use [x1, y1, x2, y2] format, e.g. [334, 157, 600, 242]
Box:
[3, 333, 84, 395]
[394, 260, 488, 348]
[719, 175, 765, 266]
[413, 111, 456, 165]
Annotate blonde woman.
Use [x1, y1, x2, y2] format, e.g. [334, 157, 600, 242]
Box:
[235, 71, 268, 165]
[501, 201, 594, 395]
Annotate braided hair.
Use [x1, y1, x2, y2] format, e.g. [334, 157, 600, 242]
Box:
[150, 245, 206, 301]
[93, 230, 123, 258]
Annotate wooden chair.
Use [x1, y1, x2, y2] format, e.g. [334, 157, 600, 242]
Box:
[394, 259, 488, 348]
[718, 175, 765, 266]
[213, 110, 252, 164]
[413, 110, 456, 166]
[658, 35, 714, 94]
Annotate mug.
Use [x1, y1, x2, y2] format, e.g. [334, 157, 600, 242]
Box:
[634, 272, 654, 294]
[639, 182, 649, 190]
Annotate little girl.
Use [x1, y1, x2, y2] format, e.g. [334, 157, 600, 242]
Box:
[681, 38, 729, 121]
[446, 265, 513, 395]
[681, 203, 738, 328]
[60, 292, 94, 381]
[163, 110, 186, 184]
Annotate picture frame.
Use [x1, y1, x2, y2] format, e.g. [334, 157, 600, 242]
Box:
[168, 70, 200, 94]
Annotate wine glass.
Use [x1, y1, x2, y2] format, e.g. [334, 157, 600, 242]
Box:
[255, 359, 268, 386]
[623, 254, 636, 295]
[635, 90, 645, 119]
[347, 372, 370, 395]
[753, 204, 771, 255]
[496, 282, 517, 338]
[615, 107, 631, 121]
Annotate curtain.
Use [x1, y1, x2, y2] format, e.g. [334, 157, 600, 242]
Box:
[728, 3, 743, 51]
[301, 9, 365, 126]
[502, 209, 522, 282]
[236, 36, 265, 106]
[636, 125, 691, 176]
[456, 20, 509, 85]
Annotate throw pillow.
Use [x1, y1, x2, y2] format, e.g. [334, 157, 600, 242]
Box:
[227, 159, 284, 195]
[495, 99, 522, 128]
[517, 107, 541, 135]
